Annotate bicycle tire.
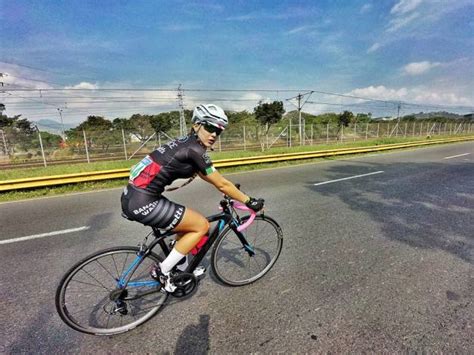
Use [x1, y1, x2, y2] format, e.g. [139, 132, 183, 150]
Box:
[55, 246, 167, 335]
[211, 215, 283, 286]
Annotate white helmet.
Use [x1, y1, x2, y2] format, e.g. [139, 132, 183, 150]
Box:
[192, 104, 228, 129]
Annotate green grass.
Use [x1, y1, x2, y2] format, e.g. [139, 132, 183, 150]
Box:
[0, 134, 471, 202]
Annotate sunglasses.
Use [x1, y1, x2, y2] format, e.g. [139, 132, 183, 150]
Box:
[202, 123, 223, 136]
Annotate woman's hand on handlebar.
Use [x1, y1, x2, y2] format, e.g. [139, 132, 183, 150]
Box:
[245, 197, 265, 212]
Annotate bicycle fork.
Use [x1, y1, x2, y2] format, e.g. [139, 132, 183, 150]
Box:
[231, 220, 255, 257]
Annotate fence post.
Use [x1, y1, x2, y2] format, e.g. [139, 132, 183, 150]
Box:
[377, 123, 380, 138]
[365, 122, 369, 140]
[243, 125, 246, 150]
[404, 122, 407, 137]
[310, 124, 313, 145]
[341, 125, 344, 143]
[218, 135, 222, 152]
[326, 123, 329, 144]
[121, 129, 128, 160]
[420, 122, 423, 136]
[265, 123, 269, 149]
[288, 119, 291, 148]
[37, 129, 47, 167]
[412, 122, 416, 137]
[0, 129, 7, 155]
[83, 129, 90, 163]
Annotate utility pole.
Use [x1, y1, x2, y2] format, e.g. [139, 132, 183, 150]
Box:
[286, 91, 314, 145]
[57, 108, 65, 139]
[177, 84, 187, 136]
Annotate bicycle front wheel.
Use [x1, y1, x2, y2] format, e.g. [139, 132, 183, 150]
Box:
[55, 246, 167, 335]
[211, 215, 283, 286]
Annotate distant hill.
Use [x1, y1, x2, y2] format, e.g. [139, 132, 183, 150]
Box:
[32, 119, 75, 134]
[408, 111, 466, 119]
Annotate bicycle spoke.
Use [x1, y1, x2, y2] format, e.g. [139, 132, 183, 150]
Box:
[80, 268, 112, 291]
[120, 253, 130, 277]
[69, 304, 99, 316]
[70, 279, 110, 290]
[106, 311, 112, 328]
[111, 254, 121, 280]
[96, 259, 118, 281]
[251, 254, 264, 271]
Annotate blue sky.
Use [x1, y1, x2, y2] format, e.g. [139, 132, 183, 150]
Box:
[1, 0, 473, 123]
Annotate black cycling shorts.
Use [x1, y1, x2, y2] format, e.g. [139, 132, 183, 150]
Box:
[121, 184, 185, 231]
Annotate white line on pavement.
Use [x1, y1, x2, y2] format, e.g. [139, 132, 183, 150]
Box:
[0, 226, 90, 245]
[443, 153, 471, 160]
[314, 171, 384, 186]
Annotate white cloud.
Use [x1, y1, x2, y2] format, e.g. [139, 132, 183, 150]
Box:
[286, 25, 316, 35]
[360, 3, 372, 14]
[347, 85, 473, 106]
[390, 0, 423, 15]
[226, 7, 316, 21]
[162, 24, 202, 32]
[368, 0, 472, 52]
[387, 11, 420, 32]
[349, 85, 409, 101]
[402, 61, 441, 75]
[367, 42, 381, 53]
[64, 82, 98, 90]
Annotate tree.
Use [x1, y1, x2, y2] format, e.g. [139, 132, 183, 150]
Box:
[354, 113, 371, 123]
[129, 114, 154, 143]
[0, 110, 35, 154]
[75, 115, 113, 131]
[66, 116, 115, 153]
[338, 111, 353, 127]
[150, 112, 178, 134]
[112, 117, 133, 130]
[254, 101, 285, 135]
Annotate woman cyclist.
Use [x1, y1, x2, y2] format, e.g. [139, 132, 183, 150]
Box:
[121, 104, 264, 292]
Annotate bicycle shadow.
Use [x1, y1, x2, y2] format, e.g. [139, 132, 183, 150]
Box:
[174, 314, 210, 354]
[306, 160, 473, 263]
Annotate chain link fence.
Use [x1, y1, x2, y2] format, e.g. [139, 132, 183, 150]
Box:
[1, 121, 473, 167]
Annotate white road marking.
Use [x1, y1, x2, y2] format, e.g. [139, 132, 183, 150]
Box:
[0, 226, 90, 245]
[314, 171, 384, 186]
[443, 153, 471, 160]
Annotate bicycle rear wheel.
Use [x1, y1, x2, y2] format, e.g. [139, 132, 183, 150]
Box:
[55, 246, 167, 335]
[211, 215, 283, 286]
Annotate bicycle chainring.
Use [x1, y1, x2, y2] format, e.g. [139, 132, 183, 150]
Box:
[171, 272, 198, 298]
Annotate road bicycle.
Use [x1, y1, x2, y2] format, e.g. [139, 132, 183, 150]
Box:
[55, 189, 283, 335]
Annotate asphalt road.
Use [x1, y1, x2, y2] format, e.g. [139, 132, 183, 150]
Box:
[1, 142, 473, 353]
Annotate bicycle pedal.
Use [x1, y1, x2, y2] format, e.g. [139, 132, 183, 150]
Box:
[193, 266, 206, 279]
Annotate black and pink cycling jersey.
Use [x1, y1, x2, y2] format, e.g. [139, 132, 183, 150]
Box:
[128, 133, 215, 195]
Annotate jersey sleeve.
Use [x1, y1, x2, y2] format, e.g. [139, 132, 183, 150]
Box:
[187, 147, 216, 176]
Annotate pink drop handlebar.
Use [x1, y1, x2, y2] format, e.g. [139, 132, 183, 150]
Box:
[232, 201, 257, 232]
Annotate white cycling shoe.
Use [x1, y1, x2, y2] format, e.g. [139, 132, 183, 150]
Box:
[150, 265, 177, 293]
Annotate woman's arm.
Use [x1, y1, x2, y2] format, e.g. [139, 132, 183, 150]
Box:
[198, 170, 249, 203]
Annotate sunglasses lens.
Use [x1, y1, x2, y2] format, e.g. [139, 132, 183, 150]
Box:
[204, 124, 222, 135]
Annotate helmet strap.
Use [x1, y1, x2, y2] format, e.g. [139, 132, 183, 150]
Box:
[192, 124, 208, 149]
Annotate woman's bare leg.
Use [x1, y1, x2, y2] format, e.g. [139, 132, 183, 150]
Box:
[159, 208, 209, 275]
[172, 208, 209, 254]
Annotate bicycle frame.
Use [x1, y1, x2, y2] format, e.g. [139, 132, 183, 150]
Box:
[117, 206, 254, 290]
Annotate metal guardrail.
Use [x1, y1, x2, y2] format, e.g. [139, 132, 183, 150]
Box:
[1, 136, 473, 192]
